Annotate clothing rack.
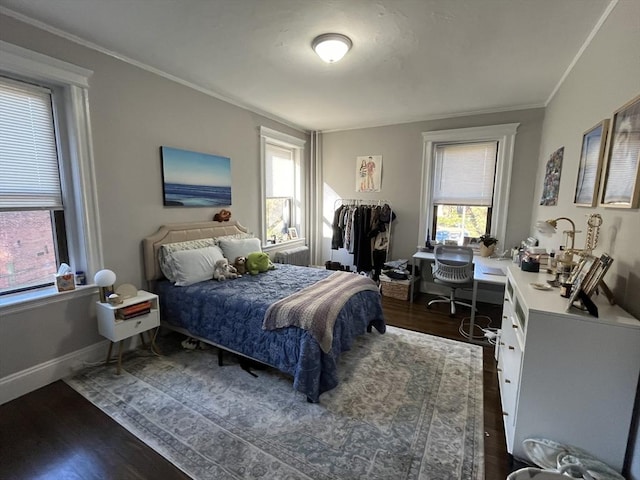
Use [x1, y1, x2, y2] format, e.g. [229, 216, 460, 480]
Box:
[330, 199, 394, 276]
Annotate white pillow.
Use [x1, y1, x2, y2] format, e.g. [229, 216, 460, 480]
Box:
[217, 237, 262, 262]
[159, 238, 215, 281]
[171, 246, 225, 286]
[213, 232, 256, 244]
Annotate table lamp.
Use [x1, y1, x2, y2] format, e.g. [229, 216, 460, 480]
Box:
[535, 217, 577, 250]
[94, 269, 116, 303]
[535, 216, 580, 281]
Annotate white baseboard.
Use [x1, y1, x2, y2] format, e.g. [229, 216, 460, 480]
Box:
[0, 340, 109, 405]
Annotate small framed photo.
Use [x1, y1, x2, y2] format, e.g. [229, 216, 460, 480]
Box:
[566, 255, 596, 311]
[288, 227, 298, 239]
[566, 254, 614, 311]
[600, 94, 640, 208]
[574, 119, 609, 207]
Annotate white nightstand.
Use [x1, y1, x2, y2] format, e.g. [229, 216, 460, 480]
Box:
[96, 290, 160, 374]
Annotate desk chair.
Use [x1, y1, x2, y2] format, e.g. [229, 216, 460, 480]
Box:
[427, 245, 475, 316]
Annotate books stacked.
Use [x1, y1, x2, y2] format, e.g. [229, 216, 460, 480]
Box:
[116, 301, 152, 320]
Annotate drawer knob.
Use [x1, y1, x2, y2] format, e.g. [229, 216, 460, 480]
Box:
[497, 367, 502, 372]
[499, 341, 505, 346]
[136, 320, 142, 327]
[502, 315, 507, 319]
[502, 411, 509, 416]
[512, 324, 518, 329]
[505, 379, 511, 383]
[508, 345, 515, 350]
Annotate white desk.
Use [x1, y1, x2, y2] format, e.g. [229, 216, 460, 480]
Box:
[410, 251, 508, 339]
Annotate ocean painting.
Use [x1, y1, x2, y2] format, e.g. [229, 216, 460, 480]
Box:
[161, 146, 232, 207]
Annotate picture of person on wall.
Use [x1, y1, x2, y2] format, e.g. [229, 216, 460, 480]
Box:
[355, 155, 382, 192]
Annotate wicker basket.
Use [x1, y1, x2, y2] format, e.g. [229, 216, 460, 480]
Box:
[379, 275, 412, 300]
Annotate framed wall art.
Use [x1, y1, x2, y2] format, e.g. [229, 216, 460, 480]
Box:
[161, 146, 232, 207]
[540, 146, 564, 206]
[574, 119, 609, 207]
[600, 94, 640, 208]
[355, 155, 382, 192]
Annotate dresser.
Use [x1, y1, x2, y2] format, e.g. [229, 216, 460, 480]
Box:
[498, 264, 640, 472]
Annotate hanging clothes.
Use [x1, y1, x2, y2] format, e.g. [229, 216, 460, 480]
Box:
[331, 200, 396, 278]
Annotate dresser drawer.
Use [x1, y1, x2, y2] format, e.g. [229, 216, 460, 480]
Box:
[99, 309, 159, 342]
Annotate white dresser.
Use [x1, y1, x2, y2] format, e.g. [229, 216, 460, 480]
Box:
[498, 264, 640, 472]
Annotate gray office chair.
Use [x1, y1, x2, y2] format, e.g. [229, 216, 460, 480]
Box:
[427, 245, 475, 316]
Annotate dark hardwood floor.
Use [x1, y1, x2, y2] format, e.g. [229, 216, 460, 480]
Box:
[0, 293, 518, 480]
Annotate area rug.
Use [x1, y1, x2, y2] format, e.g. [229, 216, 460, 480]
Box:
[65, 326, 484, 479]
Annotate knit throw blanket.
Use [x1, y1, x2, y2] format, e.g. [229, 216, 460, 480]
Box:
[263, 271, 380, 353]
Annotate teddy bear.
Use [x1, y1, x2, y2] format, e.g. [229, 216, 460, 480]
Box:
[246, 252, 275, 275]
[212, 258, 239, 281]
[234, 256, 247, 275]
[213, 209, 232, 222]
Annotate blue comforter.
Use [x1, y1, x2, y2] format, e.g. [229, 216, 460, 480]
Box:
[157, 264, 386, 401]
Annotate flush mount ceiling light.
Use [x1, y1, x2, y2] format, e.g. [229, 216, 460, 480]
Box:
[312, 33, 352, 63]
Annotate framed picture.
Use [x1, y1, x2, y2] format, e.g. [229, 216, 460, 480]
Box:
[288, 227, 298, 239]
[574, 120, 609, 207]
[566, 254, 614, 311]
[567, 254, 595, 287]
[161, 146, 232, 207]
[600, 94, 640, 208]
[355, 155, 382, 192]
[581, 253, 614, 297]
[539, 147, 564, 206]
[566, 255, 596, 311]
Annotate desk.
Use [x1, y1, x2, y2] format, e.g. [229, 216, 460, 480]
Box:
[410, 251, 508, 340]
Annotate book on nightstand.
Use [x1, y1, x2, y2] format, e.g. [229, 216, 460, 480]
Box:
[116, 301, 152, 320]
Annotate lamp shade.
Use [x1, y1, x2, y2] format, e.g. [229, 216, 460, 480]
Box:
[94, 269, 116, 287]
[312, 33, 352, 63]
[535, 220, 556, 234]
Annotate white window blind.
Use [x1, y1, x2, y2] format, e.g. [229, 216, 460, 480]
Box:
[0, 78, 62, 210]
[265, 142, 294, 198]
[432, 141, 498, 206]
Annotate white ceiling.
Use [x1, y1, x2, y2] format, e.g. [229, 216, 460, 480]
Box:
[0, 0, 614, 132]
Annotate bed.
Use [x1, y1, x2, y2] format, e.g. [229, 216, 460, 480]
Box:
[142, 221, 386, 402]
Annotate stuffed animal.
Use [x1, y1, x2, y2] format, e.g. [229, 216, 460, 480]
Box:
[213, 209, 232, 222]
[213, 258, 239, 281]
[234, 256, 247, 275]
[246, 252, 275, 275]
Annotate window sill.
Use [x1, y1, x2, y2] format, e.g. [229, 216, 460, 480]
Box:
[0, 284, 98, 316]
[263, 238, 306, 251]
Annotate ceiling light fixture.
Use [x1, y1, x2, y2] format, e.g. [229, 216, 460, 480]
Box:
[312, 33, 352, 63]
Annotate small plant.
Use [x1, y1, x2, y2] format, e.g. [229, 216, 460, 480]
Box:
[479, 234, 498, 247]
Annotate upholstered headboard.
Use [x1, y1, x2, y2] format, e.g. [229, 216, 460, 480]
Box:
[142, 220, 249, 282]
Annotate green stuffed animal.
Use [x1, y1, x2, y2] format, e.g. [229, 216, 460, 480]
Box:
[246, 252, 275, 275]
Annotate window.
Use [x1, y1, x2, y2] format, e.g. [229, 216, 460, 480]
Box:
[260, 127, 305, 245]
[431, 141, 498, 243]
[0, 41, 101, 309]
[0, 78, 69, 294]
[419, 124, 519, 247]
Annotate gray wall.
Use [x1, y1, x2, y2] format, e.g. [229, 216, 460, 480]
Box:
[320, 109, 545, 266]
[528, 1, 640, 476]
[0, 14, 307, 381]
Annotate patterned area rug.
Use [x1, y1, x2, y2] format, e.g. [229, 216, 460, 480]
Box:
[65, 326, 484, 479]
